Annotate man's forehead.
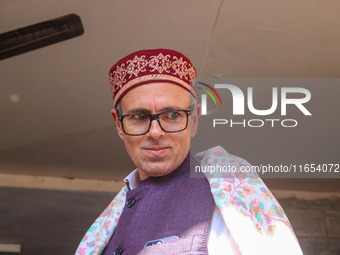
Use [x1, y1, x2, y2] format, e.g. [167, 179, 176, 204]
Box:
[119, 82, 191, 112]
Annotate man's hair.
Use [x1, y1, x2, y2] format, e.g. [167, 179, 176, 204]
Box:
[189, 93, 198, 115]
[115, 101, 122, 116]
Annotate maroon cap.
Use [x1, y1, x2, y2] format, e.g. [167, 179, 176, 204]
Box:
[109, 49, 197, 106]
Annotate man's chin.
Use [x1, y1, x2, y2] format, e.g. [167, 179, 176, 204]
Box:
[140, 162, 174, 178]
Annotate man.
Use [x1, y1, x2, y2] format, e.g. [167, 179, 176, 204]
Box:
[76, 49, 303, 255]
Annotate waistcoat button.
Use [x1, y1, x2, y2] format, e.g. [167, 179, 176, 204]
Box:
[126, 197, 136, 208]
[114, 247, 123, 255]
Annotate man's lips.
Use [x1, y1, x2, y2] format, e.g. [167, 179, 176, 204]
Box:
[143, 146, 170, 156]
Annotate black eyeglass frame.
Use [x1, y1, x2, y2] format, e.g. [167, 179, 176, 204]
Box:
[117, 110, 191, 136]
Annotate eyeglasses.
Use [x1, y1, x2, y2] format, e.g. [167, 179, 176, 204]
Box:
[117, 110, 191, 136]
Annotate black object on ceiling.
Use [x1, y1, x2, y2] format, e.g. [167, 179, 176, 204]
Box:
[0, 14, 84, 60]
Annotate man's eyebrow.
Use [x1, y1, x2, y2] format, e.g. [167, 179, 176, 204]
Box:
[127, 108, 150, 114]
[126, 106, 186, 114]
[161, 106, 177, 111]
[161, 106, 190, 111]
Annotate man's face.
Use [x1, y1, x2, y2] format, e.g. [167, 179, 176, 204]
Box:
[111, 82, 199, 180]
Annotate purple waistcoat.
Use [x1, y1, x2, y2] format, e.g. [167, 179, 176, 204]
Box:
[103, 154, 214, 255]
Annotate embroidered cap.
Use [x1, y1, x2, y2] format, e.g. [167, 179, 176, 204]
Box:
[109, 49, 197, 106]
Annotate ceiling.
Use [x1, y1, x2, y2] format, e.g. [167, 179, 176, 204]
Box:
[1, 0, 339, 180]
[0, 1, 339, 254]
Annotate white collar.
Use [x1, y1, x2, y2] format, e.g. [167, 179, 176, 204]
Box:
[123, 169, 140, 190]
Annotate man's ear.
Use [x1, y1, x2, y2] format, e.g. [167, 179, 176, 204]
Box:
[111, 109, 125, 140]
[190, 103, 200, 137]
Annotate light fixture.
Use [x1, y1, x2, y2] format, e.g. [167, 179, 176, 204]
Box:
[0, 14, 84, 60]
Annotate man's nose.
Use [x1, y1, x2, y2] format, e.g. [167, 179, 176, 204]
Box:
[147, 119, 165, 139]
